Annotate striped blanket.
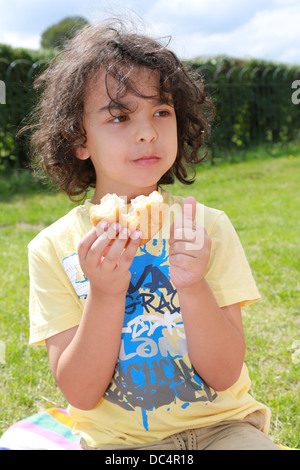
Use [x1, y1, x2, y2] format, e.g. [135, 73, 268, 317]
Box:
[0, 408, 81, 450]
[0, 408, 294, 450]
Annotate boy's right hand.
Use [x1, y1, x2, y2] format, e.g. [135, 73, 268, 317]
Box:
[78, 222, 142, 297]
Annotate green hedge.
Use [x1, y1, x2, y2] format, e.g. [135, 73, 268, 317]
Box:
[0, 47, 300, 171]
[188, 56, 300, 159]
[0, 45, 53, 170]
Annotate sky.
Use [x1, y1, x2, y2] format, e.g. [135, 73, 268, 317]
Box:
[0, 0, 299, 64]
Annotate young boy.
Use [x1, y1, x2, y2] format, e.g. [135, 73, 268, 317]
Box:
[28, 21, 279, 450]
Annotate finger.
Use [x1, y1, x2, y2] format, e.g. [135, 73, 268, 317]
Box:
[118, 230, 142, 270]
[170, 222, 198, 247]
[169, 252, 195, 268]
[78, 225, 105, 261]
[169, 197, 196, 241]
[82, 222, 120, 266]
[91, 222, 123, 264]
[106, 222, 122, 241]
[100, 228, 130, 271]
[84, 231, 113, 268]
[169, 240, 198, 257]
[170, 222, 197, 243]
[95, 220, 108, 237]
[183, 196, 196, 222]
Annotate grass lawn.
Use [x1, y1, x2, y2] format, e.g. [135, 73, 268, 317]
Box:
[0, 154, 299, 448]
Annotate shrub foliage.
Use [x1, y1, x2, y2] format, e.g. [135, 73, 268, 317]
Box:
[0, 47, 300, 170]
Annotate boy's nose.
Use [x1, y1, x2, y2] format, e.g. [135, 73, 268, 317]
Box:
[135, 119, 158, 143]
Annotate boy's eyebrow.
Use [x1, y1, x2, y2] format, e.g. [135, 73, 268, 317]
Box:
[98, 103, 126, 114]
[98, 96, 173, 114]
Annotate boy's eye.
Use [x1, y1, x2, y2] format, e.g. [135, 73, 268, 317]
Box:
[111, 114, 129, 123]
[154, 109, 171, 117]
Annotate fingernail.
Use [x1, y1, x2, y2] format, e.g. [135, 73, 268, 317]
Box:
[100, 220, 108, 230]
[131, 230, 143, 240]
[96, 220, 108, 236]
[111, 222, 121, 231]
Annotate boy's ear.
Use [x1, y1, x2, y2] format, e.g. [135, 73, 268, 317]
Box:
[75, 146, 90, 160]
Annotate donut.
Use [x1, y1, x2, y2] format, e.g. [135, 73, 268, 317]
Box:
[90, 190, 164, 245]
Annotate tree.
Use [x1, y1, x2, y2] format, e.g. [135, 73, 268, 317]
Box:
[41, 16, 89, 49]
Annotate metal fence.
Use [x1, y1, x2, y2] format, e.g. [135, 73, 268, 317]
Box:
[197, 64, 300, 162]
[0, 59, 49, 171]
[0, 59, 300, 170]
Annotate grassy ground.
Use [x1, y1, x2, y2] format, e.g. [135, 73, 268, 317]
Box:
[0, 154, 299, 448]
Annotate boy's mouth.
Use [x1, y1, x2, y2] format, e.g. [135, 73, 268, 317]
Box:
[133, 155, 160, 166]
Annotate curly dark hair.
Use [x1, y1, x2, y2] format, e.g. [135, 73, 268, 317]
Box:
[29, 20, 215, 200]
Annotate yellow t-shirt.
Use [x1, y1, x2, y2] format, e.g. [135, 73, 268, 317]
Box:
[28, 188, 270, 448]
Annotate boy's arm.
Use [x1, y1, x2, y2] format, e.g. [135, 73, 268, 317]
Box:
[46, 223, 141, 410]
[169, 197, 245, 391]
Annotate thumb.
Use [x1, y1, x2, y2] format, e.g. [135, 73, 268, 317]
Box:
[183, 196, 196, 222]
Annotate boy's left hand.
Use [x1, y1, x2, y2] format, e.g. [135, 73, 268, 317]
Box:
[169, 197, 211, 290]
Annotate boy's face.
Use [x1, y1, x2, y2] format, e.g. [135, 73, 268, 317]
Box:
[76, 68, 178, 201]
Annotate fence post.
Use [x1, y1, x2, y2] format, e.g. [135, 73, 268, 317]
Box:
[0, 79, 5, 104]
[5, 59, 33, 169]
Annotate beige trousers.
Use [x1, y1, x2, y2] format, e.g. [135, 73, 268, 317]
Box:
[81, 411, 280, 450]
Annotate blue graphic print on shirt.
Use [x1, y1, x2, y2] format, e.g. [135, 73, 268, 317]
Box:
[104, 239, 218, 430]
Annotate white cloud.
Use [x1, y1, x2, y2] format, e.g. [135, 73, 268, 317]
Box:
[146, 0, 274, 35]
[172, 3, 300, 63]
[0, 0, 96, 48]
[0, 0, 299, 64]
[0, 31, 41, 50]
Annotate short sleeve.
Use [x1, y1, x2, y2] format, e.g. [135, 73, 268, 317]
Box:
[205, 211, 261, 308]
[28, 245, 83, 345]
